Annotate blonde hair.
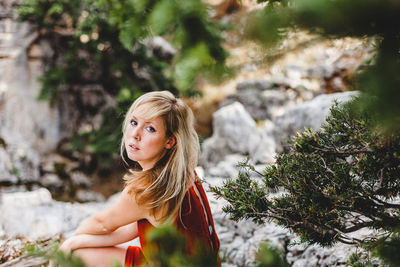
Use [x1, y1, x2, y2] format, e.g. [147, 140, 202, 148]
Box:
[120, 91, 200, 222]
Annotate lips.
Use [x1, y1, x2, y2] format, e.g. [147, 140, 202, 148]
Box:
[129, 144, 140, 151]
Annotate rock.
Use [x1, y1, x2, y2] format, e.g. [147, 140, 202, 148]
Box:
[288, 243, 355, 267]
[143, 36, 177, 61]
[220, 88, 297, 121]
[200, 102, 261, 167]
[0, 146, 18, 184]
[0, 6, 117, 187]
[0, 256, 47, 267]
[75, 189, 105, 202]
[0, 235, 60, 266]
[0, 188, 110, 239]
[40, 153, 72, 174]
[39, 173, 63, 189]
[236, 78, 291, 92]
[251, 122, 276, 164]
[0, 14, 60, 185]
[223, 76, 317, 122]
[284, 65, 309, 81]
[70, 171, 92, 188]
[273, 91, 358, 152]
[0, 139, 41, 184]
[206, 154, 246, 178]
[58, 85, 116, 138]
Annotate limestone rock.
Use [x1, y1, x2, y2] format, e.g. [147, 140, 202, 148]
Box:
[0, 188, 110, 239]
[251, 122, 276, 164]
[236, 78, 291, 92]
[75, 189, 105, 202]
[273, 91, 358, 152]
[0, 14, 60, 185]
[70, 172, 92, 188]
[206, 154, 246, 178]
[143, 36, 177, 61]
[200, 102, 261, 167]
[220, 88, 297, 121]
[40, 173, 63, 189]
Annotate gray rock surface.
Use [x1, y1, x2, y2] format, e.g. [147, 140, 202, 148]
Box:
[0, 5, 115, 187]
[143, 36, 177, 61]
[220, 88, 297, 120]
[273, 91, 358, 152]
[0, 8, 60, 184]
[200, 102, 263, 167]
[206, 154, 247, 178]
[223, 77, 317, 121]
[0, 188, 110, 239]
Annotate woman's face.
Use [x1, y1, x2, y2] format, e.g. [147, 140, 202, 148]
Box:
[124, 103, 174, 170]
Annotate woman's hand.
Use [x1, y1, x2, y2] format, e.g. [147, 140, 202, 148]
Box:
[49, 236, 79, 267]
[59, 236, 79, 254]
[58, 222, 139, 254]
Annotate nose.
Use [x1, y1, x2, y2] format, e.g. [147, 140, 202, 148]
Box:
[132, 125, 141, 141]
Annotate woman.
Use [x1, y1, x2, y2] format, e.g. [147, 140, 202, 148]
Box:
[58, 91, 220, 267]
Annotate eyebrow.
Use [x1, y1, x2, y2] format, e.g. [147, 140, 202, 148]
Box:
[131, 115, 155, 124]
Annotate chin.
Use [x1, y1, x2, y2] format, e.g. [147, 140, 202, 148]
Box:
[126, 152, 138, 162]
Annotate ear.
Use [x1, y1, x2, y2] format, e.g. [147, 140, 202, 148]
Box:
[165, 136, 176, 149]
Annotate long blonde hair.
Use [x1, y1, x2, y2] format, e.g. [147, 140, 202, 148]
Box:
[120, 91, 200, 221]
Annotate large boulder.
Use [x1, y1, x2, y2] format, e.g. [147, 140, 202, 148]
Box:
[220, 88, 297, 121]
[272, 91, 358, 152]
[0, 4, 116, 187]
[221, 78, 315, 121]
[0, 188, 111, 239]
[200, 102, 265, 168]
[0, 7, 60, 184]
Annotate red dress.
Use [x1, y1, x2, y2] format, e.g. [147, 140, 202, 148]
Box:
[125, 176, 220, 266]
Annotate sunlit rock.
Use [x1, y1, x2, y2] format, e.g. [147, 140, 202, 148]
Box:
[273, 91, 358, 152]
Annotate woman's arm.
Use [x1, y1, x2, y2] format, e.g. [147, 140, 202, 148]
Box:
[74, 187, 148, 235]
[60, 222, 139, 253]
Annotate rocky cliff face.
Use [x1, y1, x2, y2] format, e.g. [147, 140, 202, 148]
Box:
[0, 0, 61, 185]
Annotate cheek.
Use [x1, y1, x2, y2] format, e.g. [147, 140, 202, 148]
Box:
[146, 137, 167, 151]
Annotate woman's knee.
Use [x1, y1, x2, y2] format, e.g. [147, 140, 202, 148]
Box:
[73, 247, 126, 267]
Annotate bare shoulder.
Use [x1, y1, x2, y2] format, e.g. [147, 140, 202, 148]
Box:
[113, 187, 149, 218]
[97, 187, 150, 230]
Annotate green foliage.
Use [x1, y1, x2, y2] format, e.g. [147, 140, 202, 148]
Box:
[346, 231, 400, 267]
[212, 101, 400, 247]
[347, 251, 379, 267]
[211, 163, 271, 225]
[255, 242, 290, 267]
[245, 0, 400, 132]
[145, 223, 219, 267]
[67, 107, 123, 167]
[26, 241, 89, 267]
[18, 0, 228, 96]
[18, 0, 229, 167]
[369, 230, 400, 267]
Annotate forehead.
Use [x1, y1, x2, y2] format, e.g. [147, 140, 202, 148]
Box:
[131, 103, 164, 124]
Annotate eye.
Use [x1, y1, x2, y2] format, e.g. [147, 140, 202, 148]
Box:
[146, 126, 156, 133]
[130, 119, 137, 126]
